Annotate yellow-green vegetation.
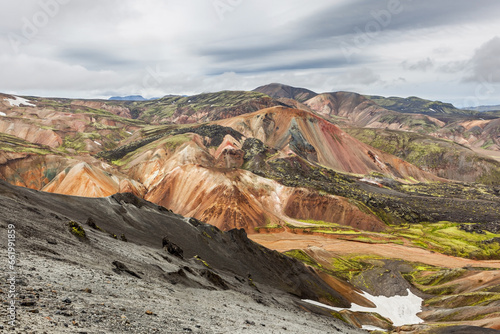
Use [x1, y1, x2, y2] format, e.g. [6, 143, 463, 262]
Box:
[364, 95, 474, 115]
[426, 292, 500, 308]
[111, 134, 192, 167]
[141, 124, 189, 137]
[287, 220, 363, 235]
[329, 255, 391, 281]
[194, 255, 212, 269]
[347, 235, 404, 245]
[0, 133, 55, 155]
[285, 220, 408, 245]
[345, 127, 500, 185]
[285, 249, 383, 282]
[133, 91, 272, 123]
[329, 311, 348, 324]
[389, 222, 500, 259]
[284, 249, 320, 267]
[163, 134, 192, 150]
[67, 221, 87, 240]
[406, 268, 466, 287]
[284, 220, 500, 260]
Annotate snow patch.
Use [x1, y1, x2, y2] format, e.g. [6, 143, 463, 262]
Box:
[303, 288, 423, 327]
[360, 177, 382, 187]
[126, 131, 133, 135]
[429, 108, 436, 112]
[0, 112, 6, 117]
[93, 141, 102, 146]
[362, 325, 386, 331]
[4, 96, 36, 107]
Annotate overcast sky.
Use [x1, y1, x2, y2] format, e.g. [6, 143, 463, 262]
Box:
[1, 0, 499, 107]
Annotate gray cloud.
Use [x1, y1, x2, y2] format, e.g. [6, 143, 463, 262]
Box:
[401, 58, 434, 72]
[0, 0, 499, 106]
[438, 60, 468, 74]
[464, 36, 500, 83]
[337, 67, 381, 86]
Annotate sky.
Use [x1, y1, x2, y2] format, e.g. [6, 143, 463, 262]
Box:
[0, 0, 499, 107]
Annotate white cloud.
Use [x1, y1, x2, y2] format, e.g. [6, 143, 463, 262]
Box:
[401, 58, 434, 72]
[0, 1, 499, 105]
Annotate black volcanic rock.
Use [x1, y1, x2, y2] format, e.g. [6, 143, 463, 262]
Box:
[0, 180, 350, 308]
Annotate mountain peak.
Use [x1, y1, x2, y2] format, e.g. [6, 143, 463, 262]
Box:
[253, 83, 318, 102]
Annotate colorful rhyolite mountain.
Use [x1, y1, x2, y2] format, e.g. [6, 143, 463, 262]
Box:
[1, 86, 500, 332]
[1, 87, 499, 232]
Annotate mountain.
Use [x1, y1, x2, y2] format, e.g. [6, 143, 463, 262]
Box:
[96, 106, 500, 232]
[365, 95, 476, 115]
[466, 105, 500, 112]
[345, 128, 500, 184]
[304, 92, 446, 132]
[254, 83, 318, 102]
[2, 87, 500, 332]
[0, 180, 364, 333]
[217, 106, 438, 180]
[435, 117, 500, 152]
[118, 90, 283, 123]
[109, 95, 148, 101]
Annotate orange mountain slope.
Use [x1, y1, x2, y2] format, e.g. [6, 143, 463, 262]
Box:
[217, 106, 440, 181]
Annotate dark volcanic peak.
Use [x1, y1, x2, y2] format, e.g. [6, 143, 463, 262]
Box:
[253, 83, 318, 102]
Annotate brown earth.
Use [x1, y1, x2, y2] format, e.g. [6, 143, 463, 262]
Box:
[249, 232, 500, 269]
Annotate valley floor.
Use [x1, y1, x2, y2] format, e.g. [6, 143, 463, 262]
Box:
[250, 232, 500, 269]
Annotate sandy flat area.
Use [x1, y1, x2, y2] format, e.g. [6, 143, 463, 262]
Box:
[250, 232, 500, 269]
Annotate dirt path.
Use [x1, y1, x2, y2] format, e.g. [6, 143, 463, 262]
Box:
[472, 147, 500, 163]
[250, 232, 500, 269]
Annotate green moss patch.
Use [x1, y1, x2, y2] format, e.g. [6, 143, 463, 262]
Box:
[67, 221, 87, 240]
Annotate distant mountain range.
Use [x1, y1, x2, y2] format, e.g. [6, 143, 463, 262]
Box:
[465, 105, 500, 112]
[109, 95, 157, 101]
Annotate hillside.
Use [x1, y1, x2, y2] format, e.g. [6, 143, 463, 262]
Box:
[365, 95, 476, 115]
[303, 92, 447, 133]
[0, 180, 363, 333]
[345, 128, 500, 185]
[116, 90, 283, 123]
[253, 83, 318, 102]
[467, 105, 500, 112]
[2, 88, 500, 332]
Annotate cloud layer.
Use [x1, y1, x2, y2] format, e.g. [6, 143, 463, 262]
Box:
[1, 0, 499, 106]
